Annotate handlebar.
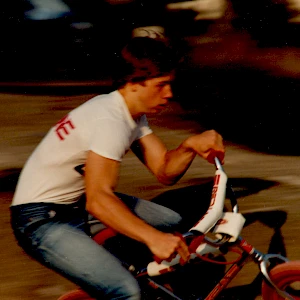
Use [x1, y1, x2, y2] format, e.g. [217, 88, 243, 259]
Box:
[146, 157, 246, 276]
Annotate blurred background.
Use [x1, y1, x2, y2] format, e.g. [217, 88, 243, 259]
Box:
[2, 0, 300, 153]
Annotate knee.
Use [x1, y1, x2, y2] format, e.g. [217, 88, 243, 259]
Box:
[168, 210, 182, 226]
[88, 277, 141, 300]
[121, 282, 141, 300]
[160, 209, 183, 231]
[109, 277, 141, 300]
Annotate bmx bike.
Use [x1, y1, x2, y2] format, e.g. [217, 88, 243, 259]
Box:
[59, 158, 300, 300]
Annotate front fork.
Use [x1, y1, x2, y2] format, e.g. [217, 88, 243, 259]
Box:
[237, 236, 294, 300]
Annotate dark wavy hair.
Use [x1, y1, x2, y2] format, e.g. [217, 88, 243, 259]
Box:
[113, 37, 179, 89]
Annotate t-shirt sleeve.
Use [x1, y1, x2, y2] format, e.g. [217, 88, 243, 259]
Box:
[89, 119, 131, 162]
[135, 115, 153, 140]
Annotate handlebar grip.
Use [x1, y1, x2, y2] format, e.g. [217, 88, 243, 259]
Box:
[174, 232, 189, 265]
[153, 255, 163, 264]
[188, 234, 205, 254]
[152, 232, 188, 265]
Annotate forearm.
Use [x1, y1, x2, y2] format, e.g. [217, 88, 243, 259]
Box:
[134, 130, 224, 186]
[157, 138, 196, 185]
[86, 191, 160, 245]
[86, 191, 190, 262]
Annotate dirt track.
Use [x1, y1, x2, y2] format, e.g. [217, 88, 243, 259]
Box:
[1, 91, 300, 300]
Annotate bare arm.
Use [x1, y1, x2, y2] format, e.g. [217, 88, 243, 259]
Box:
[85, 150, 190, 261]
[131, 129, 225, 185]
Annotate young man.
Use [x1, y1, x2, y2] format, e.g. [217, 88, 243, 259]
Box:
[11, 37, 225, 299]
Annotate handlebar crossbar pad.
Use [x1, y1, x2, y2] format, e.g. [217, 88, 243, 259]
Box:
[189, 169, 227, 234]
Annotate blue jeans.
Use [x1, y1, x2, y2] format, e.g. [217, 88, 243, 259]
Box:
[10, 193, 182, 299]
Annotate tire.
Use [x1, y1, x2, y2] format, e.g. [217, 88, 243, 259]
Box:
[57, 289, 95, 300]
[261, 260, 300, 300]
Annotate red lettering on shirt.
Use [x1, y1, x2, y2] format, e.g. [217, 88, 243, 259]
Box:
[55, 115, 75, 141]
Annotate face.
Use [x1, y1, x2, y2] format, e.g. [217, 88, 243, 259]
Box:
[135, 74, 174, 114]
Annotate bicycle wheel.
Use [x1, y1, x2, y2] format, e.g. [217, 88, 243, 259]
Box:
[58, 289, 95, 300]
[261, 260, 300, 300]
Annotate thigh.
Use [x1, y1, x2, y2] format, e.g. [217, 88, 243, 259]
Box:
[32, 221, 141, 299]
[115, 193, 182, 232]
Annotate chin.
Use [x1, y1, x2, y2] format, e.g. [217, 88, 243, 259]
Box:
[151, 109, 162, 114]
[155, 106, 166, 112]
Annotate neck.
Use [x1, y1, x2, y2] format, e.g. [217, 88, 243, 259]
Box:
[118, 87, 143, 119]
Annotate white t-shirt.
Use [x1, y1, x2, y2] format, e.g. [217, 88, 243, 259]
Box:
[12, 91, 153, 206]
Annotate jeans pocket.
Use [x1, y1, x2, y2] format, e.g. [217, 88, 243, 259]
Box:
[11, 204, 58, 251]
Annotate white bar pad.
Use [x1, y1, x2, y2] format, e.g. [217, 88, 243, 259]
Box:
[147, 255, 180, 277]
[213, 212, 246, 242]
[189, 169, 227, 234]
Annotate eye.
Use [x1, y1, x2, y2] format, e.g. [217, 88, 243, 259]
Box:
[157, 82, 168, 87]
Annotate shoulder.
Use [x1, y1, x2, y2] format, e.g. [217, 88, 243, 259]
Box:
[85, 91, 120, 107]
[72, 91, 122, 119]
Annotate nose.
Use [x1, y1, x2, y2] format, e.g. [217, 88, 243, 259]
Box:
[164, 84, 173, 99]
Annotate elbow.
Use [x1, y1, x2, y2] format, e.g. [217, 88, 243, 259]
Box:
[161, 180, 176, 186]
[85, 189, 116, 218]
[85, 200, 94, 215]
[85, 195, 99, 216]
[157, 174, 178, 186]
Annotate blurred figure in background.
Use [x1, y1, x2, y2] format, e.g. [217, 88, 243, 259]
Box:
[24, 0, 72, 20]
[166, 0, 227, 20]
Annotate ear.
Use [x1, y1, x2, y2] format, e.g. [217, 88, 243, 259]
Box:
[129, 82, 139, 92]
